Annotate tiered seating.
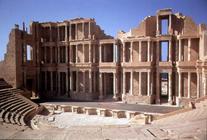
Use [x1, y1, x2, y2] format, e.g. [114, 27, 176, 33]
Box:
[0, 78, 12, 89]
[0, 88, 40, 126]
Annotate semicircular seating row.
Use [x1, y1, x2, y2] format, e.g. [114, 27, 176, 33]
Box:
[0, 88, 39, 126]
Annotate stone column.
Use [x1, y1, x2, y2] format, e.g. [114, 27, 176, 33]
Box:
[113, 44, 116, 63]
[83, 71, 85, 92]
[187, 72, 191, 98]
[50, 71, 53, 92]
[50, 47, 53, 64]
[93, 45, 96, 63]
[76, 71, 79, 92]
[99, 44, 102, 63]
[89, 43, 91, 63]
[69, 23, 72, 40]
[147, 71, 151, 96]
[65, 45, 68, 63]
[139, 72, 142, 95]
[57, 46, 60, 63]
[88, 22, 91, 39]
[58, 72, 60, 96]
[197, 73, 200, 98]
[113, 72, 117, 99]
[66, 71, 69, 94]
[139, 41, 142, 62]
[169, 14, 172, 33]
[65, 24, 68, 41]
[93, 71, 96, 92]
[130, 42, 133, 62]
[169, 40, 172, 61]
[188, 38, 191, 61]
[75, 24, 77, 40]
[179, 39, 182, 61]
[83, 44, 85, 63]
[44, 47, 47, 63]
[70, 71, 73, 92]
[99, 73, 103, 99]
[57, 26, 60, 41]
[130, 71, 133, 95]
[204, 75, 207, 96]
[49, 26, 52, 42]
[82, 22, 84, 39]
[168, 72, 172, 102]
[122, 71, 126, 96]
[89, 71, 92, 93]
[45, 71, 47, 91]
[123, 43, 125, 62]
[147, 41, 151, 62]
[178, 72, 182, 98]
[76, 45, 78, 63]
[156, 71, 160, 103]
[156, 15, 160, 35]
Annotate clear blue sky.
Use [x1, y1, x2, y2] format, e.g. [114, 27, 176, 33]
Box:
[0, 0, 207, 61]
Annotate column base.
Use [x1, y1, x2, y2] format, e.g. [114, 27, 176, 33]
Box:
[99, 95, 104, 100]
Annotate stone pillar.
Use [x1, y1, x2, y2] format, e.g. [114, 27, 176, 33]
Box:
[187, 72, 191, 98]
[65, 45, 68, 63]
[204, 75, 207, 96]
[147, 71, 151, 96]
[88, 22, 91, 39]
[75, 24, 77, 40]
[45, 71, 47, 91]
[70, 71, 73, 92]
[76, 45, 78, 63]
[57, 26, 60, 41]
[156, 71, 160, 103]
[83, 71, 85, 92]
[139, 72, 142, 95]
[58, 72, 60, 96]
[99, 73, 103, 99]
[50, 47, 53, 63]
[49, 26, 52, 42]
[168, 72, 172, 102]
[113, 44, 116, 63]
[69, 23, 72, 40]
[113, 72, 117, 99]
[93, 45, 96, 63]
[66, 71, 69, 94]
[89, 71, 92, 93]
[83, 44, 85, 63]
[197, 73, 200, 98]
[139, 41, 142, 62]
[122, 71, 126, 96]
[123, 43, 125, 62]
[169, 40, 172, 61]
[130, 42, 133, 62]
[89, 43, 91, 63]
[188, 38, 191, 61]
[57, 46, 60, 63]
[99, 44, 102, 63]
[169, 14, 172, 33]
[76, 71, 79, 92]
[65, 24, 68, 41]
[178, 72, 182, 98]
[147, 41, 151, 62]
[82, 22, 84, 39]
[179, 39, 182, 61]
[156, 15, 160, 35]
[50, 71, 53, 92]
[130, 71, 133, 95]
[93, 71, 96, 93]
[44, 47, 47, 63]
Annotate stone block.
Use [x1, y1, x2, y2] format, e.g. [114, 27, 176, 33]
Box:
[112, 110, 126, 118]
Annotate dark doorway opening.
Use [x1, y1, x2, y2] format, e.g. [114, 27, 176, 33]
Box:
[160, 73, 168, 103]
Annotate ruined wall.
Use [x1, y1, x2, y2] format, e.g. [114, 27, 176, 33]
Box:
[131, 16, 156, 37]
[183, 16, 199, 36]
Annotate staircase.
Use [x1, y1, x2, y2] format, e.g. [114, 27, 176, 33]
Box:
[0, 88, 41, 126]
